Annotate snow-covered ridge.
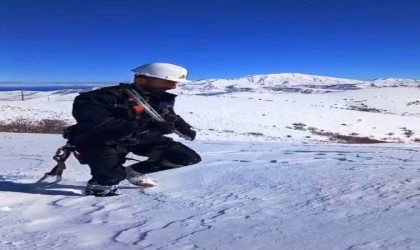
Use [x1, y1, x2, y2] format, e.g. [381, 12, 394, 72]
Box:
[175, 73, 420, 95]
[2, 73, 419, 95]
[0, 73, 419, 143]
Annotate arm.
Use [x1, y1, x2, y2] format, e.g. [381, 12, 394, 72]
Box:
[166, 107, 196, 140]
[158, 93, 193, 129]
[171, 108, 192, 129]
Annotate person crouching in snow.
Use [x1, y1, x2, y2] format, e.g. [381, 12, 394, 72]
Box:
[67, 63, 201, 197]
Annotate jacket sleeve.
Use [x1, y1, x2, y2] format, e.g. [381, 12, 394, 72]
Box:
[72, 91, 148, 143]
[166, 103, 192, 130]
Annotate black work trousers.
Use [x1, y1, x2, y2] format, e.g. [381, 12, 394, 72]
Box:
[77, 138, 201, 185]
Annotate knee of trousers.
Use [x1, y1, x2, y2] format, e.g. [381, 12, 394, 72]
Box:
[188, 152, 202, 165]
[173, 152, 201, 166]
[174, 143, 202, 166]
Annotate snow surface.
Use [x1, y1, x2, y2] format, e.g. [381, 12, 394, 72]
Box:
[0, 132, 419, 250]
[0, 73, 419, 249]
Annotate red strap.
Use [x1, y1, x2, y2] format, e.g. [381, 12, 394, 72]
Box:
[133, 105, 145, 113]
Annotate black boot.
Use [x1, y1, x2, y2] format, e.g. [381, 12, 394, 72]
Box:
[84, 181, 119, 197]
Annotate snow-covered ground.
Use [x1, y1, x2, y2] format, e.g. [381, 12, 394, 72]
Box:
[0, 132, 419, 250]
[0, 73, 419, 249]
[1, 73, 419, 143]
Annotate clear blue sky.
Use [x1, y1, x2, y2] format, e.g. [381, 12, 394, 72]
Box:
[1, 0, 419, 82]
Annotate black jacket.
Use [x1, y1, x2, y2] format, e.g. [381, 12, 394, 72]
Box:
[68, 83, 191, 147]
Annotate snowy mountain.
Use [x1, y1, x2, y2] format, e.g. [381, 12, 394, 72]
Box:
[0, 73, 419, 143]
[0, 133, 419, 249]
[175, 73, 420, 95]
[2, 73, 419, 94]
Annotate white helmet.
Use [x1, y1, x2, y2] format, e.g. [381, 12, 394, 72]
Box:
[131, 63, 191, 83]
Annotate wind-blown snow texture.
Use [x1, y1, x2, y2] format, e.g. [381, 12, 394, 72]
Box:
[0, 133, 419, 249]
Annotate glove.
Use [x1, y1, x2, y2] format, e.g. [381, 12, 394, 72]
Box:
[149, 121, 176, 135]
[176, 122, 197, 141]
[183, 129, 197, 141]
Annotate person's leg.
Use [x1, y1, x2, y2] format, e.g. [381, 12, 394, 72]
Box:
[129, 141, 201, 174]
[77, 146, 127, 196]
